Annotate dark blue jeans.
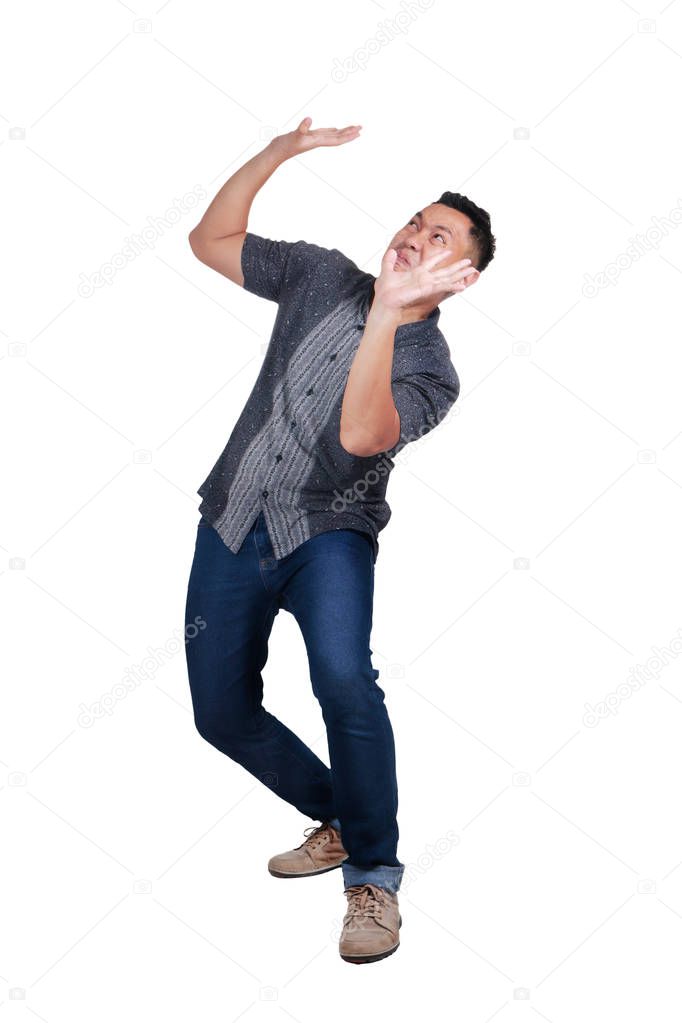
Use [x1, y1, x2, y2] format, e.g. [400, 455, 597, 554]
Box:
[184, 510, 405, 893]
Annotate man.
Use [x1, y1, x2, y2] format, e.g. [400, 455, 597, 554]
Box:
[184, 117, 496, 964]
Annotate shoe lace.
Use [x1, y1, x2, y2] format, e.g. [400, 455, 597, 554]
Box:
[343, 883, 387, 921]
[297, 822, 334, 852]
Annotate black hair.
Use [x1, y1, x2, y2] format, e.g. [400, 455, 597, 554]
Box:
[431, 191, 496, 272]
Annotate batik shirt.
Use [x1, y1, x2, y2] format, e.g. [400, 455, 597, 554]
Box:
[196, 232, 460, 562]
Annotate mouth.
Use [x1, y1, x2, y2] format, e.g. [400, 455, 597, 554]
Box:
[396, 251, 411, 268]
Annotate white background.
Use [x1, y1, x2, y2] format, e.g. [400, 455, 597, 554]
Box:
[2, 0, 682, 1016]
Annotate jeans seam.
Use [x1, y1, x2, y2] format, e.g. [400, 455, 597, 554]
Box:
[256, 592, 335, 792]
[267, 581, 339, 793]
[282, 547, 399, 870]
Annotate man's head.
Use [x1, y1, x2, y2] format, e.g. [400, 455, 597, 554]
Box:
[387, 191, 496, 301]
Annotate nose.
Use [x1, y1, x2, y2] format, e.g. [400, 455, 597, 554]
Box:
[405, 229, 426, 253]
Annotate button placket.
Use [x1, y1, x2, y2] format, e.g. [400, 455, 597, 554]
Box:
[261, 329, 351, 534]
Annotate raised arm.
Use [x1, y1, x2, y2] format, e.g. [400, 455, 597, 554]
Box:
[188, 117, 362, 286]
[340, 247, 476, 457]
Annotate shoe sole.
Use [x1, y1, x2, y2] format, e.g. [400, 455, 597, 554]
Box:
[339, 916, 402, 964]
[268, 858, 348, 878]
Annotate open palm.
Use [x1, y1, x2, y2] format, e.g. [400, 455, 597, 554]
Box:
[270, 117, 362, 159]
[375, 248, 478, 310]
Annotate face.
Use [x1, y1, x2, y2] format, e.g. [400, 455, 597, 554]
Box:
[387, 204, 481, 292]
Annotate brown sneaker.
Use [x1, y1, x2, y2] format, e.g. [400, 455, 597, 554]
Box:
[268, 822, 349, 878]
[339, 883, 402, 964]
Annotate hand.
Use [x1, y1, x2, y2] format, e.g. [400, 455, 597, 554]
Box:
[374, 248, 479, 311]
[268, 117, 362, 160]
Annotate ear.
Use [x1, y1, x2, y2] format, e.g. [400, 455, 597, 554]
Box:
[443, 267, 480, 302]
[460, 268, 480, 290]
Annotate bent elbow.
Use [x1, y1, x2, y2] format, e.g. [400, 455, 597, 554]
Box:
[339, 429, 372, 457]
[339, 408, 401, 457]
[339, 431, 396, 458]
[339, 431, 362, 456]
[188, 228, 205, 258]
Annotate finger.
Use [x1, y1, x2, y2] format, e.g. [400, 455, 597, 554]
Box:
[381, 248, 399, 273]
[325, 137, 361, 146]
[434, 277, 472, 294]
[447, 275, 475, 292]
[314, 126, 360, 138]
[432, 266, 477, 284]
[439, 278, 469, 294]
[320, 130, 362, 146]
[423, 250, 457, 271]
[426, 252, 473, 272]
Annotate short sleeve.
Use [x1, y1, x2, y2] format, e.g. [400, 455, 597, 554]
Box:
[240, 231, 315, 303]
[385, 350, 460, 455]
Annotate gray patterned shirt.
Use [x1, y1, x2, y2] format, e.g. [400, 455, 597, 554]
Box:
[196, 232, 460, 562]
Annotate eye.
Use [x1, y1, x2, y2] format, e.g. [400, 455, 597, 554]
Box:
[407, 221, 445, 242]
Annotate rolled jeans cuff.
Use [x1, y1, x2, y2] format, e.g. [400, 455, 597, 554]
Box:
[342, 862, 405, 895]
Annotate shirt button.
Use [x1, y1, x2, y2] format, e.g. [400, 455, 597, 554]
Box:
[306, 387, 314, 395]
[262, 489, 268, 499]
[275, 454, 283, 462]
